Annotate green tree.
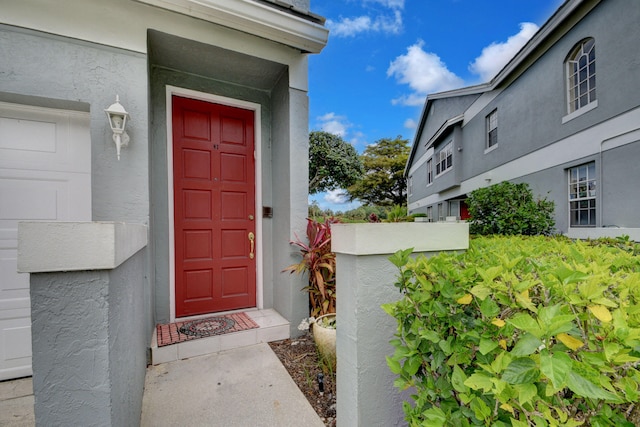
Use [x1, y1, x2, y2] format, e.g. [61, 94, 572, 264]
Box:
[346, 136, 410, 206]
[309, 131, 363, 194]
[466, 181, 555, 235]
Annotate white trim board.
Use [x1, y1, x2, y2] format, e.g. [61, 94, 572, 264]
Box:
[409, 106, 640, 210]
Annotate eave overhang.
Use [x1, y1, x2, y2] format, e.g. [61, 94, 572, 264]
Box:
[136, 0, 329, 53]
[425, 114, 464, 150]
[405, 0, 600, 177]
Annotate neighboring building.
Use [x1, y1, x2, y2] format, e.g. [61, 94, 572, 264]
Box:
[406, 0, 640, 237]
[0, 0, 327, 385]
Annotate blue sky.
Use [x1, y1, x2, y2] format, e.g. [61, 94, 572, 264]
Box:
[308, 0, 564, 212]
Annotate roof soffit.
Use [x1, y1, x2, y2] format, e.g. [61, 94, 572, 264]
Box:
[136, 0, 328, 53]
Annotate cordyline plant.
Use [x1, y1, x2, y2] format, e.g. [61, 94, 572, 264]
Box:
[384, 235, 640, 427]
[284, 217, 340, 317]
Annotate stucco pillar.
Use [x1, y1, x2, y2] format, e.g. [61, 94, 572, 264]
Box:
[332, 223, 469, 427]
[18, 222, 148, 427]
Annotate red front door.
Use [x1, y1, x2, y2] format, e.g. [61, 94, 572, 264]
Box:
[172, 95, 256, 317]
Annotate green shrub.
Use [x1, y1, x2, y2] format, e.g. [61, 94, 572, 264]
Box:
[384, 236, 640, 427]
[467, 182, 555, 235]
[385, 204, 409, 222]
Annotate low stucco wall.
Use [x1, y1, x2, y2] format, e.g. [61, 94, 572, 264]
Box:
[19, 222, 148, 427]
[567, 227, 640, 242]
[332, 223, 469, 427]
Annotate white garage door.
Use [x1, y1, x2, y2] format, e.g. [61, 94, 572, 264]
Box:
[0, 101, 91, 381]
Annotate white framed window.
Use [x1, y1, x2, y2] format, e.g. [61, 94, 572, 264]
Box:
[568, 162, 596, 227]
[566, 38, 596, 115]
[426, 206, 432, 222]
[435, 141, 453, 177]
[437, 203, 444, 222]
[408, 175, 413, 196]
[426, 158, 433, 185]
[485, 109, 498, 151]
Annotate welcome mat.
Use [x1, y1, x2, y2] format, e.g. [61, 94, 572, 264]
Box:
[156, 312, 259, 347]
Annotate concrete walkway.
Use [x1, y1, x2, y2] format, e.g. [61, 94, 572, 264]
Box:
[1, 343, 324, 427]
[0, 377, 34, 426]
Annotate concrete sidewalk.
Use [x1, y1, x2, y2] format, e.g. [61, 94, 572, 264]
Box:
[141, 343, 324, 426]
[1, 343, 324, 427]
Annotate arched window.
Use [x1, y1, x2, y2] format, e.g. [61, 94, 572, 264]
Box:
[566, 38, 596, 114]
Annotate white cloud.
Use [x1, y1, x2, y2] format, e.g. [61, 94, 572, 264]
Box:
[325, 189, 350, 204]
[316, 112, 350, 137]
[387, 40, 464, 106]
[328, 9, 402, 37]
[404, 118, 418, 129]
[348, 130, 367, 149]
[364, 0, 404, 9]
[469, 22, 539, 82]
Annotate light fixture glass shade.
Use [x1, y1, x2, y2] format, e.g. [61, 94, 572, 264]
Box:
[104, 95, 130, 160]
[105, 95, 129, 134]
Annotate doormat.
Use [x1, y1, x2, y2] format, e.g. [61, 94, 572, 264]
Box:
[156, 312, 259, 347]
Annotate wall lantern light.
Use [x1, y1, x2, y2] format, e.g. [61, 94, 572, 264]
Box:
[104, 95, 130, 160]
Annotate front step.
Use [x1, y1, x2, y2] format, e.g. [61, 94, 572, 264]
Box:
[150, 309, 289, 365]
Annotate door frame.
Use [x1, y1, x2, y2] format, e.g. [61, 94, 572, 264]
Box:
[165, 86, 263, 322]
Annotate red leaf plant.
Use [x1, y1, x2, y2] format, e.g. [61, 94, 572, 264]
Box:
[284, 217, 340, 317]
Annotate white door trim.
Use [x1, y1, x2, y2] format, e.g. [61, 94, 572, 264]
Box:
[165, 85, 263, 322]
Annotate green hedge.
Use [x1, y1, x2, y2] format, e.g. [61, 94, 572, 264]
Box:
[467, 182, 555, 236]
[384, 236, 640, 426]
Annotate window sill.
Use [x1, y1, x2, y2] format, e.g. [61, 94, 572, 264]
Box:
[562, 100, 598, 124]
[435, 168, 453, 179]
[484, 144, 498, 154]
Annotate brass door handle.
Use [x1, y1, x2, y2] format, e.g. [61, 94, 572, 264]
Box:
[248, 232, 255, 259]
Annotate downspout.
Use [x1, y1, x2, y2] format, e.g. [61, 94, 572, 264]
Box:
[599, 140, 603, 228]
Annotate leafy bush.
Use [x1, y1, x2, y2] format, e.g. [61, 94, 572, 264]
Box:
[467, 182, 555, 235]
[284, 218, 340, 317]
[384, 235, 640, 426]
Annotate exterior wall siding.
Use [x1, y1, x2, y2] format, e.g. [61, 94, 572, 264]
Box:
[408, 0, 640, 233]
[0, 25, 149, 223]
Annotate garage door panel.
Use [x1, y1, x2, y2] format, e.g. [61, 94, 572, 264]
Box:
[0, 317, 32, 381]
[0, 252, 29, 292]
[0, 169, 89, 222]
[0, 116, 57, 153]
[0, 179, 60, 221]
[0, 102, 90, 380]
[0, 102, 89, 174]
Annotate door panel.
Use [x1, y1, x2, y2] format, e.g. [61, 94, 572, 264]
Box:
[173, 96, 256, 317]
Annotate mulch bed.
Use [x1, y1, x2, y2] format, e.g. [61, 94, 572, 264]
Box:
[268, 331, 337, 427]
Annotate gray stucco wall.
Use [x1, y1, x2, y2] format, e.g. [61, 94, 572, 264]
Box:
[31, 271, 111, 424]
[408, 0, 640, 231]
[108, 251, 147, 426]
[0, 24, 155, 345]
[271, 75, 310, 337]
[29, 249, 147, 426]
[336, 252, 411, 427]
[460, 0, 640, 179]
[333, 223, 470, 427]
[512, 138, 640, 232]
[0, 25, 150, 224]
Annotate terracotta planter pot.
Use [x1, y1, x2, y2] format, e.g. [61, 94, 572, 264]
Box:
[312, 313, 336, 370]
